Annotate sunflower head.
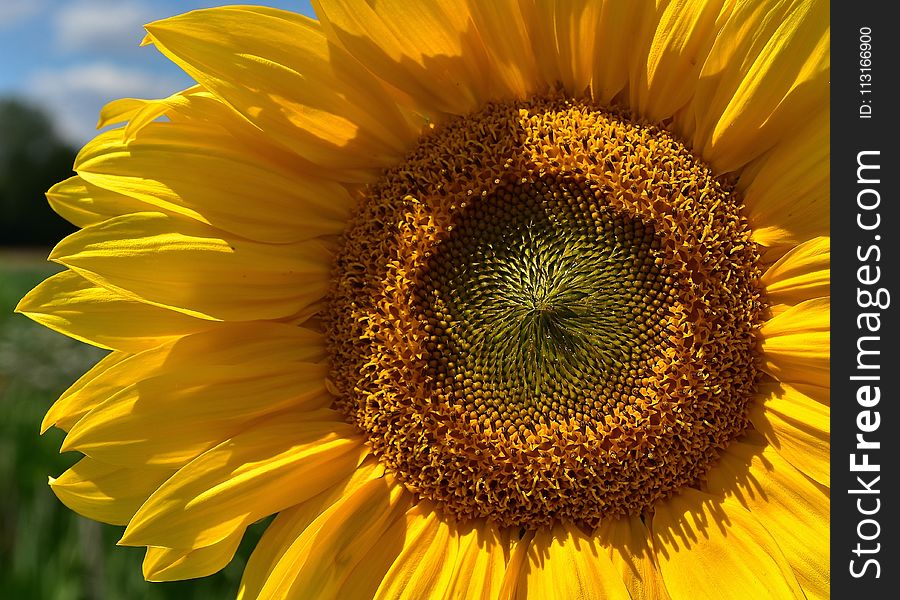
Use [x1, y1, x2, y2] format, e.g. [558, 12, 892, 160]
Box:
[19, 1, 829, 598]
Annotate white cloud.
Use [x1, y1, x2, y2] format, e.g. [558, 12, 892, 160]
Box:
[29, 62, 175, 98]
[25, 62, 182, 145]
[54, 0, 157, 52]
[0, 0, 46, 30]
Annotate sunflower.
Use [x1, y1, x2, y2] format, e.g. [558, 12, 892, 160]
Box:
[18, 0, 829, 598]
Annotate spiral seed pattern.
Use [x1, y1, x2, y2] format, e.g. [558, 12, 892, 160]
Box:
[326, 97, 764, 528]
[420, 176, 675, 428]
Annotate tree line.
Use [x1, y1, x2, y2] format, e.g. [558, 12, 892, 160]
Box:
[0, 99, 77, 246]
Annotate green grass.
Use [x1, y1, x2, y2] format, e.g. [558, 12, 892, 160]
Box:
[0, 258, 266, 600]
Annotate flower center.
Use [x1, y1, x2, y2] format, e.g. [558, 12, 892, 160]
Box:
[420, 176, 674, 427]
[325, 97, 764, 528]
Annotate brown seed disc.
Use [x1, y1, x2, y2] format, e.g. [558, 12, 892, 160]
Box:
[325, 97, 764, 528]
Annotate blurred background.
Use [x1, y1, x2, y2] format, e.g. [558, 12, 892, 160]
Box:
[1, 2, 313, 598]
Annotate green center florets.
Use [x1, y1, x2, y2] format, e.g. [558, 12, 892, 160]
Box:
[421, 176, 674, 426]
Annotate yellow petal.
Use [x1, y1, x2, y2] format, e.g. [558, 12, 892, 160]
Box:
[498, 530, 532, 600]
[101, 85, 347, 182]
[335, 519, 414, 600]
[761, 237, 829, 310]
[554, 1, 603, 97]
[760, 297, 829, 387]
[651, 489, 804, 599]
[749, 381, 829, 486]
[313, 0, 489, 116]
[444, 521, 509, 600]
[144, 6, 415, 171]
[706, 441, 830, 600]
[96, 97, 167, 142]
[77, 123, 353, 244]
[790, 380, 829, 406]
[598, 515, 670, 600]
[98, 85, 203, 141]
[49, 212, 332, 322]
[237, 458, 386, 600]
[16, 270, 214, 352]
[61, 363, 325, 466]
[588, 0, 644, 104]
[42, 351, 130, 433]
[143, 528, 244, 582]
[42, 322, 324, 435]
[50, 457, 173, 526]
[47, 176, 159, 228]
[516, 0, 655, 104]
[632, 0, 729, 122]
[61, 333, 329, 467]
[515, 1, 564, 96]
[120, 411, 364, 550]
[688, 0, 829, 172]
[374, 504, 457, 599]
[254, 474, 411, 600]
[516, 523, 631, 600]
[739, 109, 829, 250]
[467, 0, 542, 100]
[96, 96, 154, 130]
[153, 86, 381, 183]
[518, 0, 616, 100]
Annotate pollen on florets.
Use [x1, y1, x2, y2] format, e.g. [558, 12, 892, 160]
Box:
[325, 97, 764, 529]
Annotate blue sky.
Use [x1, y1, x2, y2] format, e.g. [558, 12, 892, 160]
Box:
[0, 0, 316, 146]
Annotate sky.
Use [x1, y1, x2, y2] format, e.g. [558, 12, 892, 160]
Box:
[0, 0, 316, 146]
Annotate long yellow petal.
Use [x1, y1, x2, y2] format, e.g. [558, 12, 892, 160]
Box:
[42, 322, 324, 435]
[749, 381, 829, 486]
[254, 475, 411, 600]
[60, 363, 326, 466]
[706, 440, 829, 600]
[516, 523, 631, 600]
[16, 270, 214, 352]
[444, 521, 509, 600]
[588, 0, 644, 104]
[50, 457, 173, 526]
[760, 297, 829, 387]
[761, 237, 829, 311]
[313, 0, 489, 117]
[96, 96, 158, 131]
[42, 351, 130, 433]
[100, 85, 356, 182]
[516, 0, 655, 105]
[792, 381, 829, 406]
[651, 489, 804, 599]
[61, 345, 329, 467]
[598, 515, 670, 600]
[467, 0, 542, 100]
[49, 212, 332, 322]
[144, 6, 415, 171]
[76, 123, 353, 244]
[688, 0, 829, 172]
[518, 0, 612, 100]
[374, 504, 458, 599]
[556, 0, 602, 97]
[632, 0, 728, 122]
[143, 529, 244, 582]
[120, 411, 365, 550]
[739, 109, 829, 251]
[47, 176, 159, 228]
[498, 531, 532, 600]
[98, 85, 203, 141]
[237, 458, 386, 600]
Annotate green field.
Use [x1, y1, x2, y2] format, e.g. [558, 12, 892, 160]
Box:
[0, 255, 265, 600]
